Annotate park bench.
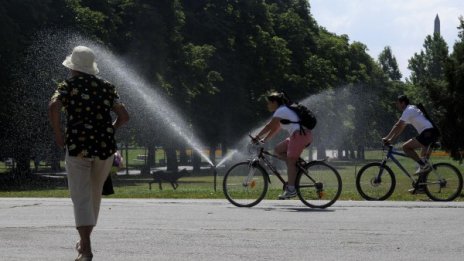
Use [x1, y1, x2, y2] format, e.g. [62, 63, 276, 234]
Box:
[148, 169, 189, 190]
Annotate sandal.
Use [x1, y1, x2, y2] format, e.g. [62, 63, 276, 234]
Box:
[75, 253, 93, 261]
[75, 240, 82, 253]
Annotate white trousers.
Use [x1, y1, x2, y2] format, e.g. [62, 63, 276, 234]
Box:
[65, 153, 114, 227]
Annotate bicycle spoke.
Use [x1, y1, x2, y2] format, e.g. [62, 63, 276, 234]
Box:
[356, 163, 395, 201]
[297, 161, 341, 208]
[425, 163, 463, 201]
[223, 162, 268, 207]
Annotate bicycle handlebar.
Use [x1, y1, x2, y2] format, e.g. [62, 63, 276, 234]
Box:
[248, 134, 264, 145]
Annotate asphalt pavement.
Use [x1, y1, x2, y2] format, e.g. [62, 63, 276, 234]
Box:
[1, 198, 463, 261]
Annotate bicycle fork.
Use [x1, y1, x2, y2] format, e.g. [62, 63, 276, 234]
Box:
[243, 160, 259, 188]
[373, 160, 389, 185]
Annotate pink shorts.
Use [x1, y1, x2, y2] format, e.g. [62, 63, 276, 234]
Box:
[277, 130, 313, 158]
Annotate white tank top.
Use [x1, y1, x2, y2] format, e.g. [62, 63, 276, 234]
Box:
[273, 105, 300, 134]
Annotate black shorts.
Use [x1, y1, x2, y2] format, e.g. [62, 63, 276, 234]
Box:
[416, 128, 439, 146]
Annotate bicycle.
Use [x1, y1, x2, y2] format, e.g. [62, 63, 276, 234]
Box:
[222, 135, 342, 208]
[356, 142, 463, 201]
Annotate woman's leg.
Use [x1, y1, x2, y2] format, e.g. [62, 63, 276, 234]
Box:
[286, 157, 298, 186]
[274, 138, 289, 160]
[287, 131, 313, 186]
[75, 156, 114, 258]
[76, 226, 93, 257]
[66, 154, 113, 258]
[66, 154, 95, 257]
[90, 155, 114, 224]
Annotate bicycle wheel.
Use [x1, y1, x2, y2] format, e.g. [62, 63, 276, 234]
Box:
[223, 161, 268, 207]
[356, 162, 396, 200]
[296, 161, 342, 208]
[424, 163, 463, 201]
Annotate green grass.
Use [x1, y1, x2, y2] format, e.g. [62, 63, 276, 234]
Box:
[1, 150, 463, 201]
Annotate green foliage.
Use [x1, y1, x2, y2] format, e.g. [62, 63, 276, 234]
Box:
[3, 0, 464, 173]
[408, 34, 449, 85]
[437, 17, 464, 160]
[378, 46, 402, 81]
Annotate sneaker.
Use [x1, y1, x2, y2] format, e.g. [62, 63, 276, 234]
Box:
[278, 189, 297, 200]
[414, 164, 432, 176]
[408, 186, 426, 194]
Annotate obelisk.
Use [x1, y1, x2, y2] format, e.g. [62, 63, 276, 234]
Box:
[434, 14, 440, 35]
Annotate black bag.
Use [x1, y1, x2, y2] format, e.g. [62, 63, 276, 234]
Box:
[102, 175, 114, 195]
[286, 103, 317, 130]
[416, 103, 441, 137]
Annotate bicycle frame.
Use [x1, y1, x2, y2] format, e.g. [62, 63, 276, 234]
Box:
[381, 145, 434, 183]
[252, 147, 314, 186]
[252, 148, 285, 185]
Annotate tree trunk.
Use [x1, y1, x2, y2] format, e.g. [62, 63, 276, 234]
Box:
[165, 147, 178, 172]
[14, 149, 32, 180]
[192, 152, 201, 174]
[357, 145, 365, 160]
[317, 145, 327, 160]
[50, 145, 62, 172]
[179, 146, 188, 165]
[147, 146, 155, 169]
[350, 149, 356, 159]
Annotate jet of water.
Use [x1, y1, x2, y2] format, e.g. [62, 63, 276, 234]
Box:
[59, 34, 215, 166]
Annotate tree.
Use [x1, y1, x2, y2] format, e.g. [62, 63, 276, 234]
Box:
[0, 0, 76, 176]
[408, 33, 448, 85]
[378, 46, 402, 81]
[432, 17, 464, 160]
[407, 33, 449, 108]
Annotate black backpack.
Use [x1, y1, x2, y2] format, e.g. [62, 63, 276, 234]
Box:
[286, 103, 317, 130]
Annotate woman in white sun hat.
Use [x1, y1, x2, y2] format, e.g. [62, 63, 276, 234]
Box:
[49, 45, 129, 261]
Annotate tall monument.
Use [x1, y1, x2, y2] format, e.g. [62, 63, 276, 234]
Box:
[434, 14, 440, 35]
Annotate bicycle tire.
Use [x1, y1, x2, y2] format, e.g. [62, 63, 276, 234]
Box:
[424, 163, 463, 201]
[296, 161, 342, 208]
[356, 162, 396, 200]
[223, 161, 269, 207]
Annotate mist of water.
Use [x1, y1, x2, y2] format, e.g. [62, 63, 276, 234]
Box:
[216, 85, 379, 165]
[10, 30, 379, 171]
[14, 31, 214, 166]
[84, 44, 214, 166]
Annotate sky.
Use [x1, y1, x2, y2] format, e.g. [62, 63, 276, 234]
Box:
[310, 0, 464, 80]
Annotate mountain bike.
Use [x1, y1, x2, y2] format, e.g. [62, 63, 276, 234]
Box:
[356, 142, 463, 201]
[223, 136, 342, 208]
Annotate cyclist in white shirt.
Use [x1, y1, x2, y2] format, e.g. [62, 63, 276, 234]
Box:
[253, 92, 312, 199]
[382, 95, 439, 176]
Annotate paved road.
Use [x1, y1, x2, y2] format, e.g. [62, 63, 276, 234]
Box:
[1, 198, 463, 261]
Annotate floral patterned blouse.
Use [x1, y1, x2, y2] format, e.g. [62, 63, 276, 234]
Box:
[51, 74, 120, 160]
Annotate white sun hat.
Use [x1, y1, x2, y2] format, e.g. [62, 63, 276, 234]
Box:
[62, 46, 99, 75]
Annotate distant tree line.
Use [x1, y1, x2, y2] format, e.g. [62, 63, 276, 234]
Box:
[0, 0, 463, 177]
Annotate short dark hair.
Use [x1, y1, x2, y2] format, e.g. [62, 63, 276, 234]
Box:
[397, 95, 410, 105]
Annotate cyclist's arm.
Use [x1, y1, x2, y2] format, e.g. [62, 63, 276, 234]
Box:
[383, 120, 406, 141]
[255, 117, 281, 142]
